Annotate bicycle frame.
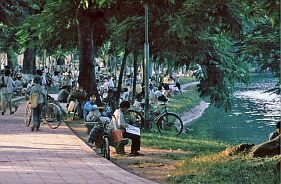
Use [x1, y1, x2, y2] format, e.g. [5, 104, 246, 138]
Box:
[150, 103, 169, 122]
[135, 102, 169, 123]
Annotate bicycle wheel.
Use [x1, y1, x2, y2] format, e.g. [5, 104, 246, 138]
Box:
[102, 136, 110, 160]
[24, 103, 32, 127]
[44, 103, 62, 129]
[157, 112, 183, 136]
[127, 110, 144, 129]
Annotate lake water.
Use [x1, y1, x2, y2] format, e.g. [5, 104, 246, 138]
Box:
[190, 72, 280, 145]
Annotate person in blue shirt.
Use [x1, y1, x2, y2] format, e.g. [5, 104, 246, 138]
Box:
[30, 75, 46, 132]
[83, 95, 106, 122]
[84, 95, 110, 153]
[269, 121, 280, 140]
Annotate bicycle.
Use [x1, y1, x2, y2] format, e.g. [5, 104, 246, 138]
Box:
[24, 101, 62, 129]
[88, 116, 112, 160]
[128, 102, 183, 136]
[101, 119, 111, 160]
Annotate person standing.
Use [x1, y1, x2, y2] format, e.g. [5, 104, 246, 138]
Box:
[1, 69, 15, 115]
[162, 74, 170, 97]
[30, 75, 46, 132]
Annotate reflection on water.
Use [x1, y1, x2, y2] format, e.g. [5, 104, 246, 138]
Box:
[190, 73, 280, 144]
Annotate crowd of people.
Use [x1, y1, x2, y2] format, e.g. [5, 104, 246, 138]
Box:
[1, 64, 279, 157]
[0, 64, 184, 155]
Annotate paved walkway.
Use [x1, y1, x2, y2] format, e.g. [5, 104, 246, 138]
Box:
[0, 103, 157, 184]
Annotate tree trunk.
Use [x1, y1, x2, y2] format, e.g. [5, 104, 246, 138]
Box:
[141, 54, 145, 87]
[23, 48, 36, 74]
[77, 8, 100, 103]
[131, 49, 138, 104]
[116, 49, 130, 101]
[6, 50, 16, 69]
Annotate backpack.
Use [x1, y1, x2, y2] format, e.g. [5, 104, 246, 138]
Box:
[0, 76, 7, 89]
[30, 92, 40, 108]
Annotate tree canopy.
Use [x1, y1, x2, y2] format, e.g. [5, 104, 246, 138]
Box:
[0, 0, 279, 110]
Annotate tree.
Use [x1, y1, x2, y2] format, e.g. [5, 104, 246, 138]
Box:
[12, 0, 279, 111]
[0, 0, 44, 70]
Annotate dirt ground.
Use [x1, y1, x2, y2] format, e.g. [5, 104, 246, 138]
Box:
[65, 119, 186, 184]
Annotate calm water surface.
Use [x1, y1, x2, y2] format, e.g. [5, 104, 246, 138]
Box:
[190, 73, 280, 144]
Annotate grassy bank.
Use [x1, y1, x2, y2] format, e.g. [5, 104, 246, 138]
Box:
[178, 76, 197, 84]
[167, 89, 201, 116]
[65, 78, 279, 184]
[141, 135, 279, 184]
[141, 84, 280, 184]
[170, 154, 280, 184]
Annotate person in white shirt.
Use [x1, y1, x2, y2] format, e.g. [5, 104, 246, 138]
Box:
[52, 72, 60, 86]
[1, 69, 15, 115]
[113, 101, 143, 156]
[103, 78, 109, 92]
[154, 86, 168, 103]
[120, 87, 129, 102]
[133, 94, 144, 111]
[108, 76, 115, 89]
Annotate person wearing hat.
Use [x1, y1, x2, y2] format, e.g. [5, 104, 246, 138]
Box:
[1, 68, 15, 115]
[30, 75, 46, 132]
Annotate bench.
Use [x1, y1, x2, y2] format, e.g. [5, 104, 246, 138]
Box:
[84, 121, 129, 154]
[84, 121, 99, 134]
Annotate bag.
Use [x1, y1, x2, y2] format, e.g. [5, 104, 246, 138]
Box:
[0, 76, 7, 89]
[29, 93, 40, 108]
[111, 130, 123, 142]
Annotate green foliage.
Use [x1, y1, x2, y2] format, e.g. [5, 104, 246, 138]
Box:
[0, 0, 41, 53]
[1, 0, 279, 109]
[16, 0, 77, 54]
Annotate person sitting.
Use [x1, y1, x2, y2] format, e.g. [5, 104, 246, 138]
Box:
[67, 87, 87, 118]
[57, 86, 70, 103]
[133, 94, 144, 111]
[269, 121, 280, 140]
[113, 101, 143, 156]
[120, 87, 129, 102]
[154, 86, 168, 103]
[85, 95, 111, 154]
[83, 94, 110, 123]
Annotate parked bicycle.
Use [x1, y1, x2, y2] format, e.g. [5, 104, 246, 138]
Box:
[100, 117, 112, 160]
[24, 101, 62, 129]
[128, 102, 183, 136]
